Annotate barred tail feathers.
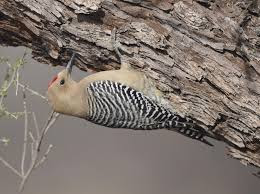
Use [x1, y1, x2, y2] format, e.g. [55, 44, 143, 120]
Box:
[139, 120, 213, 146]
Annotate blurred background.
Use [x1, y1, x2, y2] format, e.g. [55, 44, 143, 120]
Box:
[0, 46, 259, 194]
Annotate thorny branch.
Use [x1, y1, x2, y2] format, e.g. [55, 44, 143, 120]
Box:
[0, 53, 59, 192]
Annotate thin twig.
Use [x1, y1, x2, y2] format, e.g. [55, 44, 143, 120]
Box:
[29, 132, 35, 142]
[21, 87, 28, 176]
[37, 111, 58, 152]
[44, 112, 59, 135]
[37, 110, 54, 151]
[18, 82, 47, 101]
[15, 67, 20, 96]
[32, 112, 40, 139]
[0, 157, 23, 178]
[30, 141, 35, 164]
[15, 50, 26, 96]
[35, 144, 53, 168]
[3, 110, 21, 119]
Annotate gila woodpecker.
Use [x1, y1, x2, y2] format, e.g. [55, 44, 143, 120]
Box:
[47, 31, 213, 146]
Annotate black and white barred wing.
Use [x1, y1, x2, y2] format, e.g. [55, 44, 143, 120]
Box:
[86, 80, 195, 128]
[85, 80, 173, 128]
[85, 80, 213, 146]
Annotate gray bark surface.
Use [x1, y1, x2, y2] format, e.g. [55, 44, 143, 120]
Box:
[0, 0, 259, 168]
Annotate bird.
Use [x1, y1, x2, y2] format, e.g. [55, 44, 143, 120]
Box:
[47, 31, 213, 146]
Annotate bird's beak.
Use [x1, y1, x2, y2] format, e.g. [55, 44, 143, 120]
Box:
[66, 52, 76, 75]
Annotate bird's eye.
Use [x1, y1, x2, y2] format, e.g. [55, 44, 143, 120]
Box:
[60, 79, 65, 85]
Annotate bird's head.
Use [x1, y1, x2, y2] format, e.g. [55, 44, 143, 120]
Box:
[47, 53, 77, 114]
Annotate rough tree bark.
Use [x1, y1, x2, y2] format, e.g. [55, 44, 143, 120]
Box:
[0, 0, 259, 169]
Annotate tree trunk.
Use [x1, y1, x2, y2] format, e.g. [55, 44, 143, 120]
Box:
[0, 0, 259, 168]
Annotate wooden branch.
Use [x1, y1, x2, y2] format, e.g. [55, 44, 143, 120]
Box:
[0, 0, 259, 168]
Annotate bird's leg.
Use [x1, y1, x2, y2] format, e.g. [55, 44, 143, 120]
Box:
[111, 28, 131, 70]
